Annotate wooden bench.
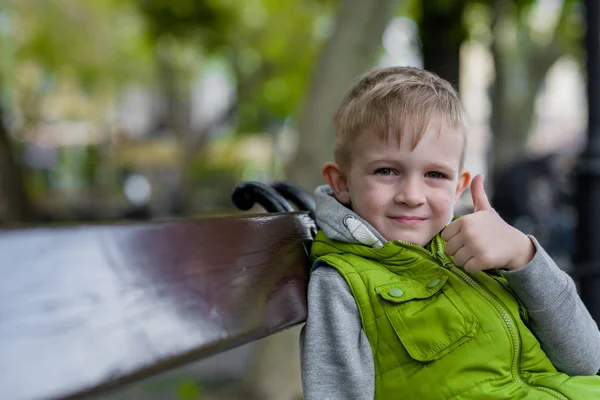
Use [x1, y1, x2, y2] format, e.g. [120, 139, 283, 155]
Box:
[0, 182, 316, 400]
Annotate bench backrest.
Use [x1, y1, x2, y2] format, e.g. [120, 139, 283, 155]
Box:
[0, 212, 315, 400]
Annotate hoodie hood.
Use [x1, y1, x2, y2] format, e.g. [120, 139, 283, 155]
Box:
[314, 185, 387, 248]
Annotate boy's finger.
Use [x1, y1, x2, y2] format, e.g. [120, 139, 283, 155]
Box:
[471, 174, 492, 213]
[444, 235, 464, 256]
[452, 247, 471, 267]
[441, 219, 461, 241]
[463, 257, 480, 273]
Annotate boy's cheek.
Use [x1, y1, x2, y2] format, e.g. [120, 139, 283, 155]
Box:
[361, 182, 386, 202]
[441, 197, 456, 220]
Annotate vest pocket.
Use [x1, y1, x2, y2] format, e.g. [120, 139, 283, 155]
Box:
[375, 276, 478, 362]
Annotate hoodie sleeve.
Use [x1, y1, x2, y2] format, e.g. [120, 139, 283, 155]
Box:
[300, 265, 375, 400]
[501, 236, 600, 375]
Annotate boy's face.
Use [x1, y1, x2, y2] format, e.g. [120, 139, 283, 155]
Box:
[324, 118, 470, 246]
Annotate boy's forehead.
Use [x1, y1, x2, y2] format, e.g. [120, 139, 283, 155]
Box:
[359, 123, 464, 151]
[349, 125, 465, 166]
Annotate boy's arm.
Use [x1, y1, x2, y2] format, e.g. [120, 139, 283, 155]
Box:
[300, 265, 374, 400]
[501, 236, 600, 376]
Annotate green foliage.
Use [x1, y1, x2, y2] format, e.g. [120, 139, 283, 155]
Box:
[0, 1, 18, 109]
[467, 0, 536, 9]
[231, 0, 332, 131]
[137, 0, 332, 132]
[138, 0, 236, 51]
[465, 0, 582, 54]
[15, 0, 154, 89]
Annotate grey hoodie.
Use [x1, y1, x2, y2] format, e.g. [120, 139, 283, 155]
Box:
[300, 185, 600, 400]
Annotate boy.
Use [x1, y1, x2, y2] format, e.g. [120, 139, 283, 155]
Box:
[300, 67, 600, 399]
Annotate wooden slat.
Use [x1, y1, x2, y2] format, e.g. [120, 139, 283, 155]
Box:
[0, 212, 314, 400]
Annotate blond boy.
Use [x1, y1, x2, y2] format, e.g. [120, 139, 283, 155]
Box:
[300, 67, 600, 399]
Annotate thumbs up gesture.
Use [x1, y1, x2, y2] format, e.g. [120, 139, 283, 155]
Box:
[441, 174, 536, 273]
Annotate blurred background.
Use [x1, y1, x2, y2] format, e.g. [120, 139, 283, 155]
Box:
[0, 0, 587, 399]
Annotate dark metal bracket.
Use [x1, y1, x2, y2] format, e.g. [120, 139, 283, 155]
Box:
[232, 181, 318, 238]
[232, 181, 294, 213]
[270, 181, 316, 221]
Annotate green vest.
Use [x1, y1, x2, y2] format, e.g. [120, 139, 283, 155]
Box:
[311, 231, 600, 399]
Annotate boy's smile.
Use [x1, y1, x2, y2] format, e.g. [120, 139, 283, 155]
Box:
[324, 117, 470, 246]
[391, 216, 426, 226]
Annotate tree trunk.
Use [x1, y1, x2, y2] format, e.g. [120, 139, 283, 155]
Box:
[489, 0, 567, 181]
[285, 0, 399, 192]
[489, 47, 541, 181]
[420, 0, 467, 89]
[155, 48, 196, 215]
[0, 112, 35, 225]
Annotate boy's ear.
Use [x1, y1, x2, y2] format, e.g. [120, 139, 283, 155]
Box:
[323, 162, 351, 204]
[454, 170, 471, 202]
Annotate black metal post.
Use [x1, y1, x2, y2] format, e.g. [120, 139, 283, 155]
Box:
[576, 0, 600, 322]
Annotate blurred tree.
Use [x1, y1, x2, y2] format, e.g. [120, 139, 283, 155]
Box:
[419, 0, 468, 88]
[286, 0, 400, 192]
[463, 0, 582, 180]
[0, 0, 35, 223]
[17, 0, 153, 87]
[488, 0, 582, 180]
[0, 114, 34, 223]
[138, 0, 329, 214]
[0, 0, 154, 223]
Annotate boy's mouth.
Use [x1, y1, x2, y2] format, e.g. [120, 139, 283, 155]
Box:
[391, 216, 426, 226]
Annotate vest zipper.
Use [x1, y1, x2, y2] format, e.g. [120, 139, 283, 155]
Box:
[395, 240, 440, 263]
[431, 241, 568, 400]
[447, 265, 522, 382]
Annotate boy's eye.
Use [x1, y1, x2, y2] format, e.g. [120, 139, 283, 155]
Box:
[375, 168, 395, 176]
[426, 171, 446, 179]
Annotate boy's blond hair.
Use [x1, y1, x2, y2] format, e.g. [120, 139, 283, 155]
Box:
[333, 66, 469, 169]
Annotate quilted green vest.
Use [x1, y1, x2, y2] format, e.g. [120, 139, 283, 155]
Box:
[311, 231, 600, 399]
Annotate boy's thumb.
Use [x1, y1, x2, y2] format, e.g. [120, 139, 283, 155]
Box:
[471, 174, 492, 212]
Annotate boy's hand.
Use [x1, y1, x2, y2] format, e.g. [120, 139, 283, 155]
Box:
[441, 174, 536, 273]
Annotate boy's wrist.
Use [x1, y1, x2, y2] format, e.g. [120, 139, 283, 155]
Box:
[505, 233, 536, 271]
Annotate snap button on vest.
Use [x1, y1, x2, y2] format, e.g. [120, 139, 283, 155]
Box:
[427, 279, 441, 289]
[388, 288, 404, 297]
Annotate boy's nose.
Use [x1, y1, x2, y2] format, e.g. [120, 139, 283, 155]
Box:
[394, 178, 426, 207]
